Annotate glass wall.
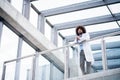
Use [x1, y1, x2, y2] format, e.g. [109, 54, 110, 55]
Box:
[0, 26, 18, 79]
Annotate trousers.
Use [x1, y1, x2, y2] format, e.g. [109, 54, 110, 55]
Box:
[80, 50, 91, 75]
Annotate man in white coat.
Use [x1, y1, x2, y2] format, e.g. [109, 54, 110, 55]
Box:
[75, 26, 94, 75]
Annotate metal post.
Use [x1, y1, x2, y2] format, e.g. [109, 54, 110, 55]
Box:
[14, 38, 23, 80]
[63, 39, 69, 80]
[101, 38, 108, 70]
[2, 63, 6, 80]
[32, 55, 36, 80]
[31, 52, 39, 80]
[64, 46, 69, 80]
[63, 39, 68, 53]
[50, 63, 54, 80]
[51, 27, 58, 46]
[0, 21, 3, 46]
[37, 14, 45, 34]
[14, 0, 31, 80]
[26, 69, 31, 80]
[22, 0, 30, 20]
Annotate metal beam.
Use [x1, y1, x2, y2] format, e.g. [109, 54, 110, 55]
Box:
[65, 28, 120, 42]
[31, 3, 40, 14]
[54, 13, 120, 30]
[41, 0, 120, 17]
[30, 0, 38, 2]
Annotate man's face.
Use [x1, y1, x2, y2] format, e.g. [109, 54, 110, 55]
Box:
[78, 28, 83, 35]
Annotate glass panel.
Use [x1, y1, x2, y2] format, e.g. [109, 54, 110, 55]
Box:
[47, 6, 110, 24]
[35, 53, 64, 80]
[21, 41, 35, 57]
[104, 36, 120, 70]
[45, 23, 51, 41]
[11, 0, 23, 13]
[58, 28, 75, 37]
[30, 7, 38, 28]
[91, 39, 103, 72]
[36, 56, 50, 80]
[0, 26, 18, 60]
[5, 62, 16, 80]
[108, 3, 120, 14]
[32, 0, 90, 11]
[19, 57, 33, 80]
[20, 42, 34, 80]
[2, 57, 33, 80]
[86, 22, 119, 33]
[0, 26, 18, 79]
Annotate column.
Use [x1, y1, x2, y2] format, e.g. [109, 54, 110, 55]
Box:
[0, 21, 3, 46]
[14, 0, 31, 80]
[51, 27, 58, 46]
[101, 38, 108, 70]
[37, 14, 45, 34]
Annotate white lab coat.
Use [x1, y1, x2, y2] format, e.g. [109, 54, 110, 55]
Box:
[74, 33, 94, 63]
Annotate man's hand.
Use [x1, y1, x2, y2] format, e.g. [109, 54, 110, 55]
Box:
[76, 36, 80, 40]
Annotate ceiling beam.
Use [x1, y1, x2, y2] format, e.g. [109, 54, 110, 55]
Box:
[30, 0, 38, 2]
[54, 13, 120, 30]
[41, 0, 120, 17]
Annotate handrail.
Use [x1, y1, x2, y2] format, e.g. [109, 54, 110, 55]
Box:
[4, 30, 120, 64]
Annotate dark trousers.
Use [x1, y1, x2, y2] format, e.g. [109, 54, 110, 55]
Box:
[80, 50, 91, 75]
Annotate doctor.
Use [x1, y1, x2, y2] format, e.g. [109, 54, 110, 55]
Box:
[75, 26, 94, 75]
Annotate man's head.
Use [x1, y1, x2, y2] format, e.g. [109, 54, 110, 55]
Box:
[76, 26, 86, 36]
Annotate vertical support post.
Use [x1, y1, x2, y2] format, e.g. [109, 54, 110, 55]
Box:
[2, 63, 6, 80]
[51, 27, 58, 46]
[72, 47, 77, 58]
[0, 21, 3, 46]
[22, 0, 30, 20]
[14, 0, 31, 80]
[32, 55, 36, 80]
[63, 39, 66, 47]
[26, 69, 31, 80]
[32, 52, 39, 80]
[37, 14, 45, 34]
[64, 44, 69, 80]
[101, 38, 108, 70]
[14, 38, 23, 80]
[50, 63, 54, 80]
[64, 47, 69, 80]
[37, 13, 45, 80]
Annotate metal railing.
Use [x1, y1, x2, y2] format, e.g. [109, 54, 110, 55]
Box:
[1, 30, 120, 80]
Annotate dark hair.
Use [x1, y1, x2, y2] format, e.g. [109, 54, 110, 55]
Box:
[76, 26, 86, 36]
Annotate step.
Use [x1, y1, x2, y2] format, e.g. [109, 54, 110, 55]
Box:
[68, 68, 120, 80]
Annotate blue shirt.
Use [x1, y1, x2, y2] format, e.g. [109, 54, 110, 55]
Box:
[79, 43, 83, 51]
[77, 34, 83, 51]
